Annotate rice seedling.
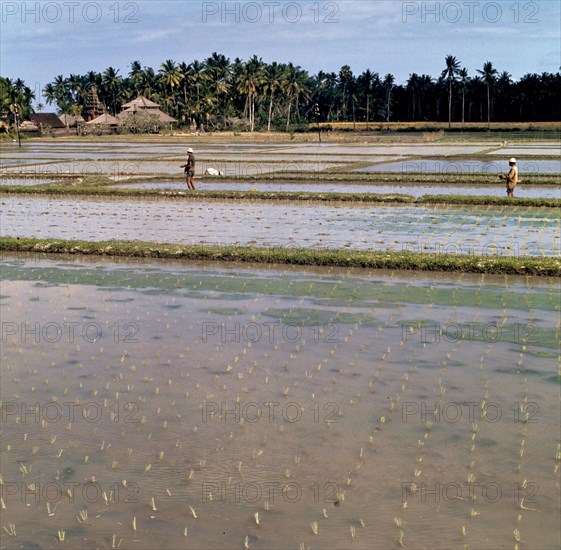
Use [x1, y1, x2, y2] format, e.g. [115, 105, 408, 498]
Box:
[311, 521, 319, 535]
[393, 517, 406, 547]
[58, 530, 65, 542]
[2, 523, 16, 536]
[189, 505, 197, 518]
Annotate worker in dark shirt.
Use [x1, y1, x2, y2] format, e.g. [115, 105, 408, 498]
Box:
[180, 147, 196, 190]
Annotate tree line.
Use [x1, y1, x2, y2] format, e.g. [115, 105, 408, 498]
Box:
[2, 53, 560, 131]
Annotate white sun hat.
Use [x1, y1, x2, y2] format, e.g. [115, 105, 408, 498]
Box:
[187, 147, 193, 153]
[509, 157, 517, 163]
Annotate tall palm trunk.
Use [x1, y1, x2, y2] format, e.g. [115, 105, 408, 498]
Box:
[286, 96, 293, 131]
[267, 93, 274, 132]
[448, 79, 452, 128]
[487, 83, 491, 130]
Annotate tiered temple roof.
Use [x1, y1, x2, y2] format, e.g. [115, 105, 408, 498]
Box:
[82, 87, 105, 121]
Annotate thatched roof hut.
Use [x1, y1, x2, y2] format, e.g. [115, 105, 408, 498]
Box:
[86, 113, 120, 126]
[118, 95, 177, 126]
[122, 96, 160, 109]
[29, 113, 66, 129]
[59, 113, 85, 127]
[118, 106, 177, 124]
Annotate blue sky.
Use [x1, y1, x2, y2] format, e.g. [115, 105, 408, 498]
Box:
[1, 0, 560, 106]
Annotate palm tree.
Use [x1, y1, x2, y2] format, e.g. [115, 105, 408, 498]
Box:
[159, 60, 182, 117]
[102, 67, 122, 115]
[383, 74, 395, 124]
[283, 62, 308, 130]
[417, 75, 433, 120]
[67, 74, 87, 108]
[204, 52, 232, 128]
[496, 70, 512, 121]
[263, 62, 283, 131]
[238, 55, 265, 132]
[51, 75, 71, 112]
[128, 61, 144, 96]
[185, 60, 208, 127]
[441, 55, 461, 128]
[477, 61, 498, 129]
[338, 65, 353, 120]
[42, 82, 57, 107]
[458, 68, 469, 128]
[406, 73, 420, 121]
[358, 69, 376, 128]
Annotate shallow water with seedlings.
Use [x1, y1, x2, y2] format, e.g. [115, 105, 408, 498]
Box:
[1, 197, 559, 256]
[1, 255, 559, 549]
[111, 180, 561, 199]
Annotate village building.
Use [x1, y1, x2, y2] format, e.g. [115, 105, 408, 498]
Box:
[26, 113, 67, 135]
[117, 95, 178, 127]
[82, 86, 105, 122]
[86, 112, 120, 132]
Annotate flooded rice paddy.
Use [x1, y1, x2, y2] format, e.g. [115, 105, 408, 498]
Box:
[1, 197, 559, 256]
[111, 181, 561, 199]
[356, 159, 561, 175]
[1, 138, 560, 549]
[1, 256, 560, 549]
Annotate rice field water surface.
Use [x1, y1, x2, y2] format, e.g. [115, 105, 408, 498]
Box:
[1, 137, 560, 549]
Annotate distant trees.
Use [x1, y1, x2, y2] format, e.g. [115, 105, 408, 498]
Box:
[2, 53, 555, 131]
[0, 76, 35, 127]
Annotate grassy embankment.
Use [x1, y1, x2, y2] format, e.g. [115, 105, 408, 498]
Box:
[1, 182, 558, 207]
[1, 237, 559, 276]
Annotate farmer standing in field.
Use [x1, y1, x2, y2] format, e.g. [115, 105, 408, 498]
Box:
[499, 157, 519, 198]
[180, 147, 196, 190]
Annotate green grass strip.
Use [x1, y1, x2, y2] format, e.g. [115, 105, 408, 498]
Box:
[0, 185, 559, 207]
[1, 237, 559, 276]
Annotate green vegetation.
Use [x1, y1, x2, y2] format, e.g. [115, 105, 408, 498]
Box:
[2, 237, 559, 276]
[7, 54, 559, 133]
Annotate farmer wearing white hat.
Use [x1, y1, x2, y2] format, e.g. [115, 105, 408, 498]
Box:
[499, 157, 518, 198]
[180, 147, 196, 190]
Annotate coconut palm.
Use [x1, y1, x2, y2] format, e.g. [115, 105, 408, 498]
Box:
[238, 56, 265, 132]
[263, 62, 283, 131]
[383, 73, 395, 123]
[338, 65, 353, 120]
[204, 52, 232, 127]
[102, 67, 122, 115]
[159, 60, 182, 117]
[128, 61, 144, 97]
[458, 68, 469, 128]
[358, 69, 376, 127]
[441, 55, 461, 128]
[282, 62, 308, 130]
[42, 82, 57, 107]
[477, 61, 498, 129]
[406, 73, 420, 121]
